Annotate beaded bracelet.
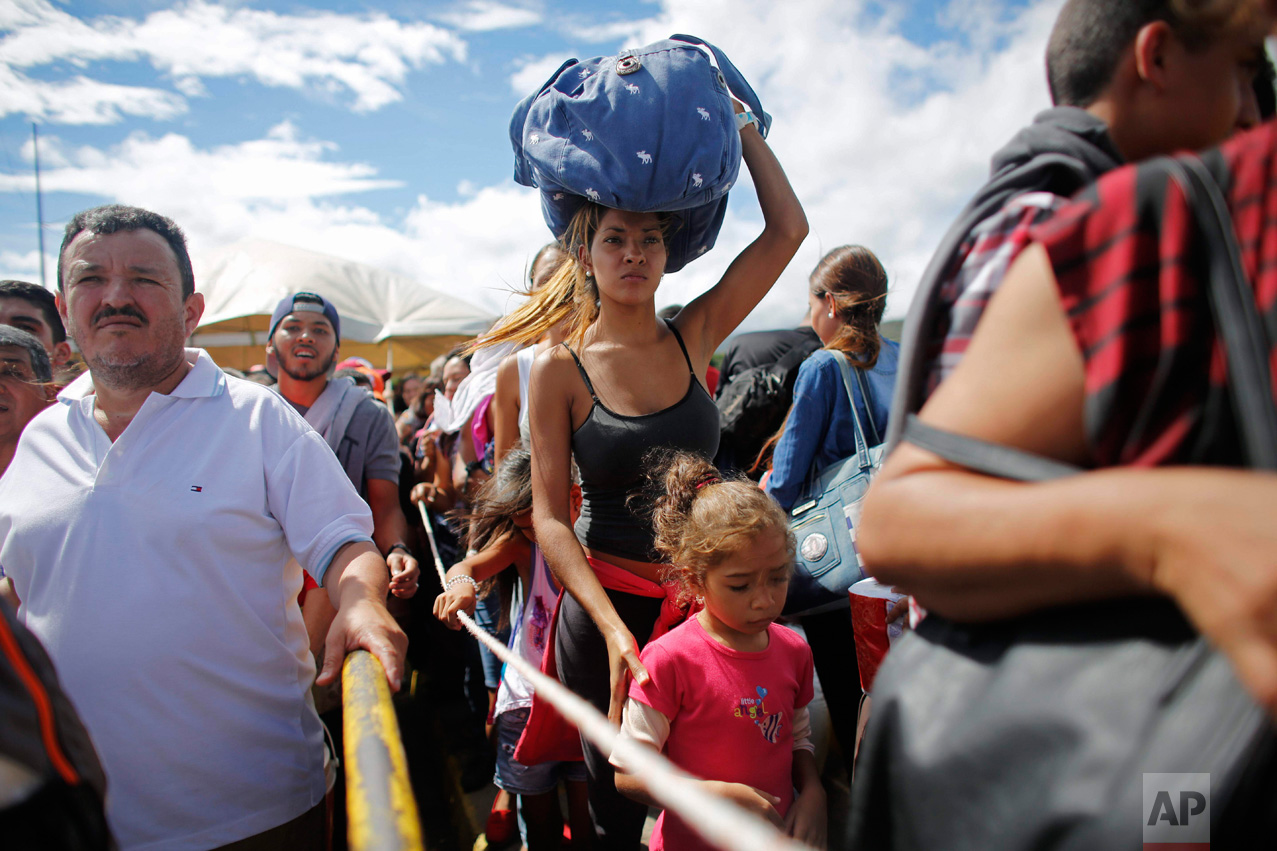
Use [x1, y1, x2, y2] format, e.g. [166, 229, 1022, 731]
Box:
[445, 574, 480, 593]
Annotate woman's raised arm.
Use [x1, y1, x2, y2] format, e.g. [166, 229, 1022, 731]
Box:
[680, 117, 808, 362]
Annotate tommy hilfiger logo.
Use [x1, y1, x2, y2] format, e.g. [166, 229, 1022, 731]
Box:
[190, 485, 203, 492]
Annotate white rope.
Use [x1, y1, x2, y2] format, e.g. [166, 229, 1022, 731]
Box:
[417, 502, 813, 851]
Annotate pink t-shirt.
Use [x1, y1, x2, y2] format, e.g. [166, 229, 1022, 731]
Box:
[629, 617, 814, 851]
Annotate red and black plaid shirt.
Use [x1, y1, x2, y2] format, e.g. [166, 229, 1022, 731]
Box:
[1036, 121, 1277, 468]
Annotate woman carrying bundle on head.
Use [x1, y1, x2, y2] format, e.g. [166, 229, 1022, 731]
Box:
[479, 90, 806, 848]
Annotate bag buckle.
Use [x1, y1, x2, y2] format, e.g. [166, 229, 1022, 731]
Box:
[800, 533, 829, 562]
[616, 52, 641, 75]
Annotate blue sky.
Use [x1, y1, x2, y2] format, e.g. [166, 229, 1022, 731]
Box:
[0, 0, 1063, 331]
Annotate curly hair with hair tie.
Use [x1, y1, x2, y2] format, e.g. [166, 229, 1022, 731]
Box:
[634, 449, 795, 606]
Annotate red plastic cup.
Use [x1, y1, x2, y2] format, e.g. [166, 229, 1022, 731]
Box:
[849, 578, 906, 693]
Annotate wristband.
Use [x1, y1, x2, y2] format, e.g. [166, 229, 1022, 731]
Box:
[386, 543, 411, 557]
[446, 574, 480, 593]
[735, 110, 760, 133]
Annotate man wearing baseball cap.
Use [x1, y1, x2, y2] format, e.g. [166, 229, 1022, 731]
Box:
[267, 292, 419, 601]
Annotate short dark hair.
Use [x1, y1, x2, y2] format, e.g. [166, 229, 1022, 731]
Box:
[1046, 0, 1246, 107]
[334, 367, 373, 389]
[444, 343, 473, 368]
[57, 204, 195, 298]
[0, 325, 53, 383]
[0, 279, 65, 344]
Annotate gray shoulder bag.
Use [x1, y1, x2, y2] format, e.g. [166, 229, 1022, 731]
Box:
[845, 152, 1277, 850]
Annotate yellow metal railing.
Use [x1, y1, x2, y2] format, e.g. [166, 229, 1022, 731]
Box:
[341, 650, 423, 851]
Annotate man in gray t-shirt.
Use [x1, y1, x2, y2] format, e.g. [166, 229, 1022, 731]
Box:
[267, 292, 419, 600]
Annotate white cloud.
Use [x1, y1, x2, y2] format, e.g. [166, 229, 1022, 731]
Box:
[1, 0, 467, 117]
[0, 66, 187, 124]
[438, 1, 543, 32]
[0, 0, 1075, 335]
[564, 17, 654, 44]
[0, 249, 45, 283]
[569, 0, 1066, 327]
[173, 77, 207, 98]
[509, 53, 571, 96]
[0, 123, 549, 316]
[0, 122, 402, 203]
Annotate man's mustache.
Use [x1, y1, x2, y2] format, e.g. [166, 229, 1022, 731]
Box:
[92, 305, 147, 327]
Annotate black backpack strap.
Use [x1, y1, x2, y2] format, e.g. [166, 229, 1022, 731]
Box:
[1164, 152, 1277, 469]
[886, 153, 1097, 452]
[768, 338, 813, 380]
[902, 415, 1081, 482]
[903, 149, 1277, 481]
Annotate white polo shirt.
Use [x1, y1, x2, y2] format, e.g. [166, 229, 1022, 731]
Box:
[0, 349, 374, 851]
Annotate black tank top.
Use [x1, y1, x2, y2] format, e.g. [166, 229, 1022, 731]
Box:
[563, 321, 720, 562]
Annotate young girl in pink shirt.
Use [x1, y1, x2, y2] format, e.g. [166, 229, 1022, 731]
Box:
[612, 451, 826, 849]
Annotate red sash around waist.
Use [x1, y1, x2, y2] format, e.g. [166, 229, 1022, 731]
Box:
[513, 557, 696, 764]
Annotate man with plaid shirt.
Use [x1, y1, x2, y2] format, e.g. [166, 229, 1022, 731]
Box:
[890, 0, 1267, 435]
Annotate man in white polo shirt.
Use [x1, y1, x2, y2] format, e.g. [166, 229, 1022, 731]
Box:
[0, 204, 407, 850]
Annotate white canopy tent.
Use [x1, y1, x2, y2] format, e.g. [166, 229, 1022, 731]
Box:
[189, 239, 498, 373]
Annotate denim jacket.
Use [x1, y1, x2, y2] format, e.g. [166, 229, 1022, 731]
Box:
[765, 342, 899, 511]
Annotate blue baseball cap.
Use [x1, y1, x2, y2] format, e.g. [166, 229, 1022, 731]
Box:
[269, 292, 341, 343]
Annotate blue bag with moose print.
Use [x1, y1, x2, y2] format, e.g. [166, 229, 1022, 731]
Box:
[509, 34, 770, 273]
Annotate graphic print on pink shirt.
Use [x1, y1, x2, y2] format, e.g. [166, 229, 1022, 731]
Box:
[629, 617, 814, 851]
[736, 686, 784, 743]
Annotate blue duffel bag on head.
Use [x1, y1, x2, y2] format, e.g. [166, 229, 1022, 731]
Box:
[509, 34, 770, 273]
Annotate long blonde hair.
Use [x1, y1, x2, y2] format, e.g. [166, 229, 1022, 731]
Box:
[470, 203, 672, 352]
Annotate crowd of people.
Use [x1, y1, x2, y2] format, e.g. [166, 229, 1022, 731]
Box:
[3, 0, 1277, 849]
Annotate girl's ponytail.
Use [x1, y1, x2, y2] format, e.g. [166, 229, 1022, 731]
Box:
[637, 450, 794, 603]
[649, 451, 721, 564]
